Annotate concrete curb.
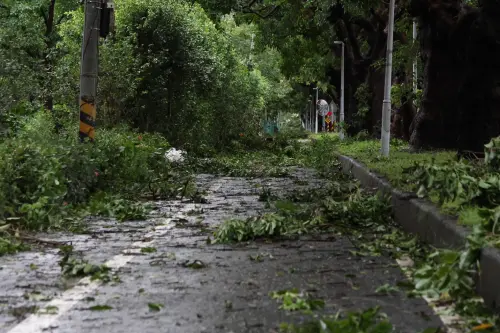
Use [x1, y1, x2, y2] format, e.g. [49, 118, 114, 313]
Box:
[337, 154, 500, 311]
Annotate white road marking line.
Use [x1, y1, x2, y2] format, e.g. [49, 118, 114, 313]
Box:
[7, 225, 171, 333]
[6, 176, 471, 332]
[396, 256, 465, 333]
[8, 178, 226, 333]
[8, 218, 185, 333]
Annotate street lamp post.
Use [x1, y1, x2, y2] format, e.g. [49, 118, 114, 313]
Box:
[307, 99, 311, 132]
[380, 0, 396, 157]
[305, 102, 308, 131]
[309, 96, 314, 133]
[334, 41, 344, 140]
[313, 87, 319, 133]
[307, 100, 311, 131]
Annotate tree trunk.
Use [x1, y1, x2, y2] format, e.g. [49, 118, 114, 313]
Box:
[455, 1, 500, 153]
[43, 0, 56, 112]
[410, 0, 500, 151]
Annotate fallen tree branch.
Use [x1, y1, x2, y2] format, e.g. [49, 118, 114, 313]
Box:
[18, 235, 69, 247]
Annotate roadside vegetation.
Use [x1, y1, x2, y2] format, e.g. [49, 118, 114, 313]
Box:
[204, 133, 500, 332]
[0, 0, 298, 255]
[2, 0, 500, 331]
[0, 111, 195, 254]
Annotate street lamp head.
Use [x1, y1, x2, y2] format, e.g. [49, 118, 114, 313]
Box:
[334, 41, 343, 45]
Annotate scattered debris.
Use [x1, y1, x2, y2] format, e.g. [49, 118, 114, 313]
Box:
[165, 148, 186, 163]
[148, 303, 164, 312]
[181, 259, 206, 269]
[89, 305, 113, 311]
[141, 247, 157, 254]
[58, 245, 118, 282]
[270, 288, 324, 312]
[375, 284, 400, 295]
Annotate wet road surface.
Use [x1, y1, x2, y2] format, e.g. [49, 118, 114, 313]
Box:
[0, 169, 445, 333]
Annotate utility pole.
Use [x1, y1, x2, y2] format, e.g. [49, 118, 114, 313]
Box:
[79, 0, 102, 142]
[334, 41, 345, 140]
[313, 87, 319, 133]
[380, 0, 396, 157]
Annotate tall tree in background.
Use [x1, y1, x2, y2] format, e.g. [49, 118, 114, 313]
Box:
[224, 0, 416, 136]
[0, 0, 77, 117]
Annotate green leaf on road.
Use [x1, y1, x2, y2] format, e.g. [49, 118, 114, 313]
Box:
[148, 303, 164, 311]
[375, 284, 400, 295]
[141, 247, 157, 254]
[182, 259, 206, 269]
[89, 305, 113, 311]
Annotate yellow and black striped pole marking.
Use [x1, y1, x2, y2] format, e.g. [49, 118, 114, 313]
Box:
[79, 98, 96, 142]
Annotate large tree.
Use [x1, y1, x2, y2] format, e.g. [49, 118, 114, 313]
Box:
[409, 0, 500, 153]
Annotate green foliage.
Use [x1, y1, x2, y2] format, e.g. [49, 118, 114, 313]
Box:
[194, 150, 298, 178]
[484, 137, 500, 169]
[0, 112, 190, 231]
[213, 213, 290, 243]
[279, 307, 392, 333]
[353, 83, 370, 128]
[89, 305, 113, 311]
[148, 303, 164, 311]
[331, 138, 455, 190]
[303, 136, 500, 329]
[213, 174, 391, 244]
[375, 284, 400, 295]
[141, 247, 157, 254]
[404, 136, 500, 328]
[406, 138, 500, 219]
[0, 233, 29, 257]
[86, 193, 152, 222]
[51, 0, 291, 150]
[58, 245, 118, 282]
[1, 0, 295, 153]
[60, 257, 115, 282]
[270, 289, 325, 312]
[0, 0, 80, 132]
[413, 226, 485, 299]
[299, 135, 343, 174]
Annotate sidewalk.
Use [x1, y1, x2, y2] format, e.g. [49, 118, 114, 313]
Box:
[0, 170, 444, 333]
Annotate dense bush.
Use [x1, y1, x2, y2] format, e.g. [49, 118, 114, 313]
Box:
[0, 112, 191, 231]
[1, 0, 297, 150]
[0, 0, 298, 234]
[51, 0, 284, 150]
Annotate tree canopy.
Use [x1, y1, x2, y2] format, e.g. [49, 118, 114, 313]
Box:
[1, 0, 499, 151]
